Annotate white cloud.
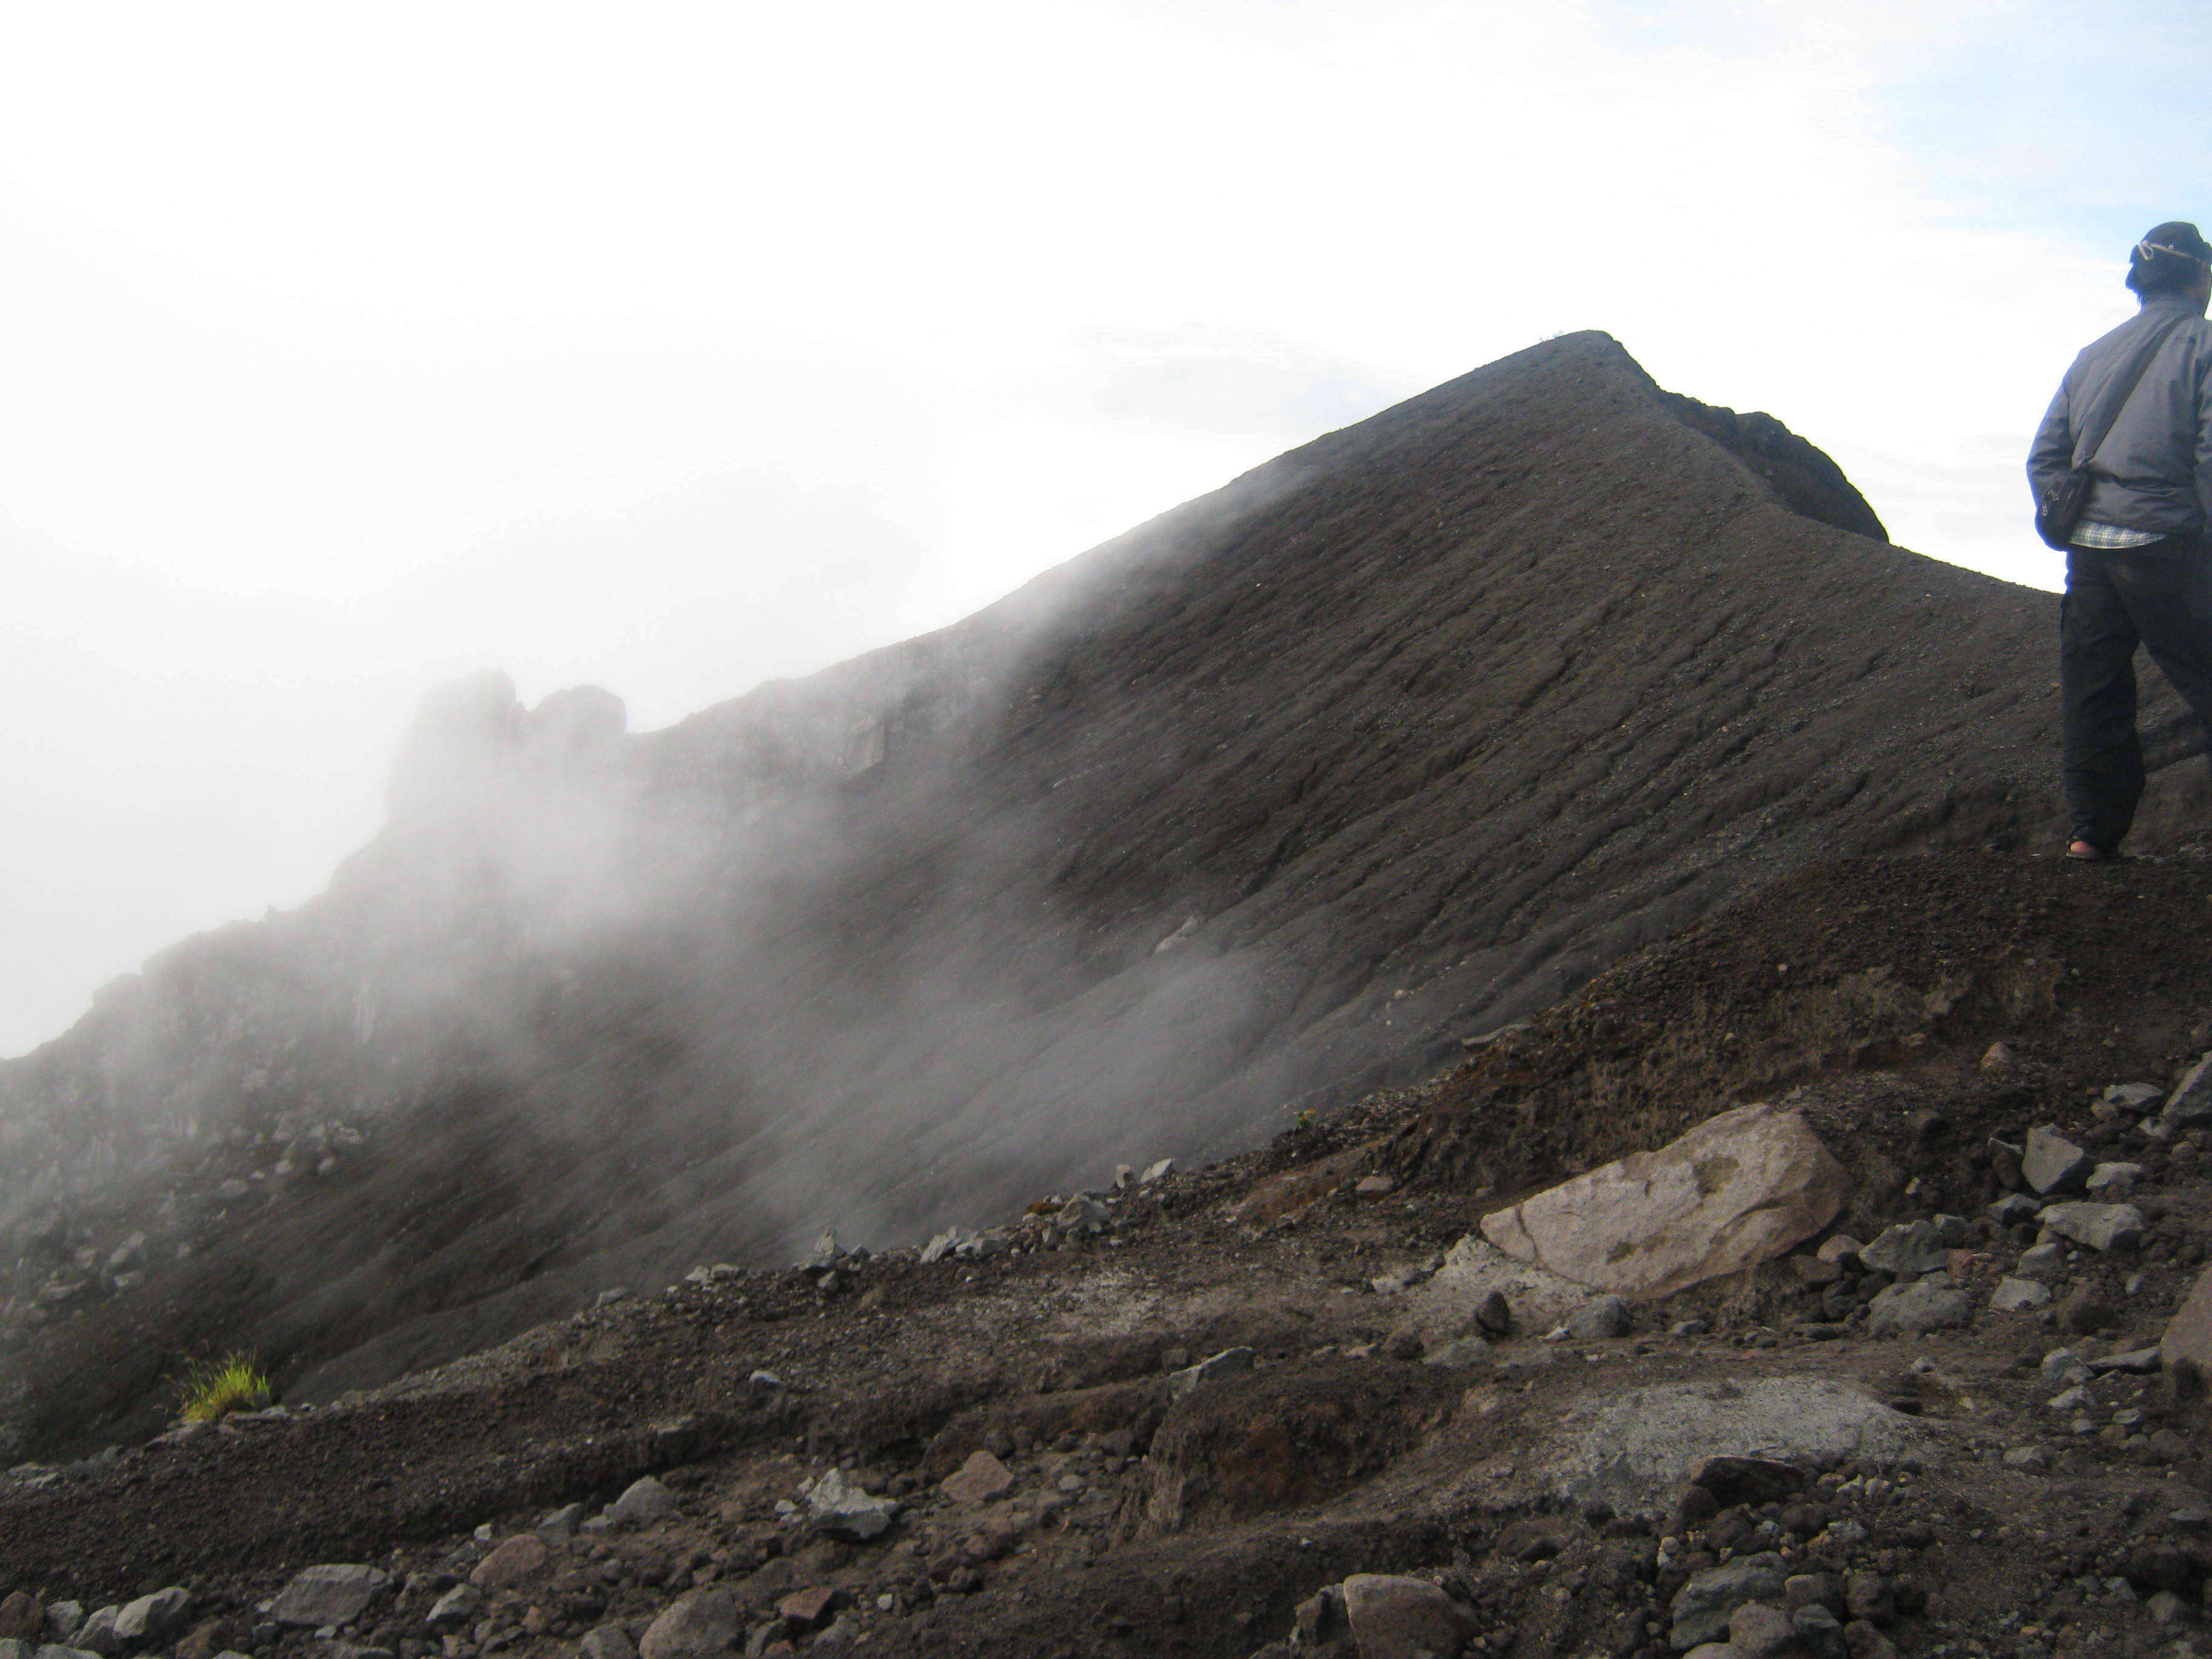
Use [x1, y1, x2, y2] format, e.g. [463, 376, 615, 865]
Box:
[1, 0, 2204, 1052]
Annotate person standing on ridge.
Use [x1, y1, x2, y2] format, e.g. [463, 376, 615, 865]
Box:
[2029, 221, 2212, 861]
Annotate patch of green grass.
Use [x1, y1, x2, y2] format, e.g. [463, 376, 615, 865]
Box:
[178, 1350, 271, 1423]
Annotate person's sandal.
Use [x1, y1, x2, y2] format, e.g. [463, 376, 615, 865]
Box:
[2066, 840, 2114, 862]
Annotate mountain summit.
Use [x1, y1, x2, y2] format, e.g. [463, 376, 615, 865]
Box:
[4, 330, 2196, 1456]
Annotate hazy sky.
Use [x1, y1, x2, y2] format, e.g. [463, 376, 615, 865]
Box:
[4, 0, 2208, 1057]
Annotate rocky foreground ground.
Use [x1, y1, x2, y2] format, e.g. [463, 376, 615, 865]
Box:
[12, 854, 2212, 1659]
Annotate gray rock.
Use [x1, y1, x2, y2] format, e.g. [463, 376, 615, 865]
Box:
[1989, 1193, 2042, 1228]
[1167, 1346, 1255, 1398]
[800, 1230, 843, 1269]
[2039, 1202, 2146, 1252]
[270, 1566, 387, 1629]
[1548, 1379, 1924, 1519]
[2167, 1053, 2212, 1124]
[2002, 1446, 2049, 1470]
[1057, 1196, 1110, 1235]
[606, 1475, 680, 1527]
[1932, 1213, 1969, 1245]
[1785, 1574, 1841, 1617]
[1815, 1235, 1864, 1266]
[1990, 1278, 2052, 1312]
[1424, 1336, 1496, 1369]
[919, 1228, 970, 1265]
[805, 1467, 898, 1540]
[580, 1627, 638, 1659]
[42, 1607, 81, 1644]
[1792, 1603, 1848, 1659]
[1671, 1553, 1789, 1650]
[32, 1646, 103, 1659]
[1339, 1575, 1478, 1659]
[1866, 1276, 1973, 1338]
[537, 1502, 586, 1545]
[2148, 1589, 2194, 1625]
[2106, 1082, 2164, 1113]
[425, 1586, 480, 1628]
[2166, 1262, 2212, 1390]
[638, 1589, 740, 1659]
[2017, 1241, 2068, 1281]
[1843, 1572, 1890, 1623]
[2087, 1162, 2143, 1195]
[1857, 1222, 1950, 1278]
[940, 1450, 1016, 1503]
[70, 1612, 116, 1658]
[1475, 1288, 1514, 1335]
[2088, 1346, 2161, 1375]
[959, 1232, 1020, 1268]
[1142, 1159, 1175, 1184]
[1844, 1620, 1899, 1659]
[111, 1590, 191, 1646]
[1566, 1295, 1633, 1340]
[1730, 1601, 1797, 1659]
[0, 1641, 31, 1659]
[2022, 1125, 2092, 1195]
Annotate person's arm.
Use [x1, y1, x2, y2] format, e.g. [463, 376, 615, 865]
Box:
[2193, 341, 2212, 534]
[2028, 370, 2077, 499]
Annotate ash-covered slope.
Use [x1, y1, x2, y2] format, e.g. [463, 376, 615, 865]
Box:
[3, 331, 2197, 1456]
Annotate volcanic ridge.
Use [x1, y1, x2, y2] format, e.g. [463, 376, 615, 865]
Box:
[8, 330, 2212, 1659]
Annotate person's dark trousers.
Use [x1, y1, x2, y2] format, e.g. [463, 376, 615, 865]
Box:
[2062, 535, 2212, 850]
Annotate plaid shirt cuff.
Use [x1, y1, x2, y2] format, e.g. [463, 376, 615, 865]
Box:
[2071, 521, 2166, 548]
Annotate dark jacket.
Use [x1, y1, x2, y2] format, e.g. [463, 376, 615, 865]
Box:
[2028, 295, 2212, 537]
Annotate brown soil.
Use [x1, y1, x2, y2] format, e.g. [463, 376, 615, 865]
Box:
[6, 851, 2212, 1659]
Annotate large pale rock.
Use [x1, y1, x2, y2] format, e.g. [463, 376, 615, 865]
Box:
[1544, 1379, 1925, 1517]
[1479, 1103, 1848, 1298]
[271, 1567, 387, 1629]
[1339, 1575, 1478, 1659]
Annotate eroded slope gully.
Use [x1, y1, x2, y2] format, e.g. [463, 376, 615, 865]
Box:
[7, 331, 2206, 1459]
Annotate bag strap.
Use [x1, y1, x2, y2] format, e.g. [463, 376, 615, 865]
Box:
[2074, 310, 2191, 468]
